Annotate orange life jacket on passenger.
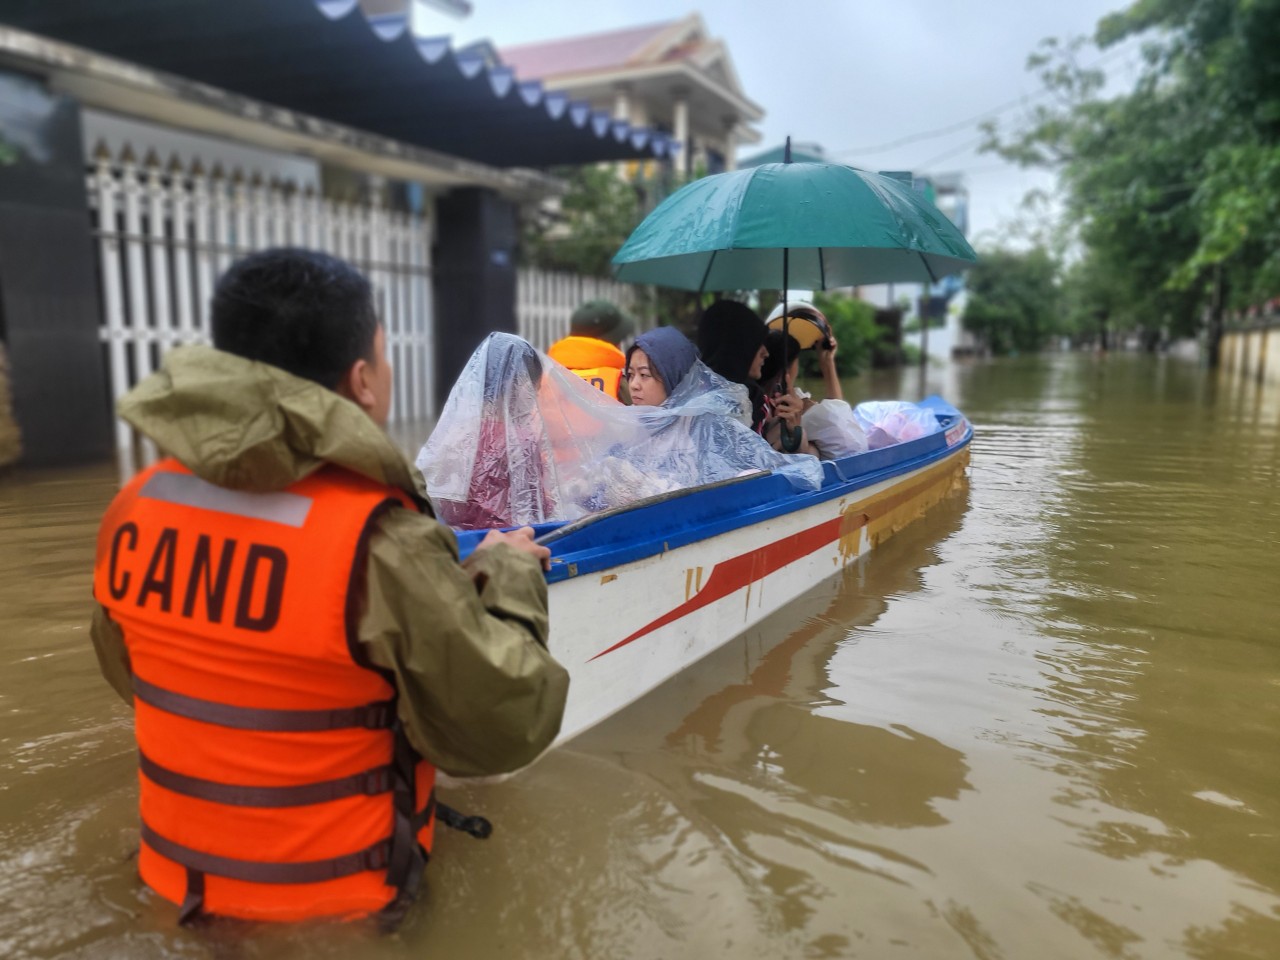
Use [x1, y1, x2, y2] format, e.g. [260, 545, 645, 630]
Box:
[547, 335, 625, 399]
[92, 459, 436, 924]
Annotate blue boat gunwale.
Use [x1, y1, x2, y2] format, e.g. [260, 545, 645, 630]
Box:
[453, 400, 972, 583]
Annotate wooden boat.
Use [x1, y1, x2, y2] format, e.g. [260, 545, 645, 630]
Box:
[455, 396, 972, 744]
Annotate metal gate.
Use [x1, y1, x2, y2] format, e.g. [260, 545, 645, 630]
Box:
[88, 144, 435, 458]
[516, 267, 642, 352]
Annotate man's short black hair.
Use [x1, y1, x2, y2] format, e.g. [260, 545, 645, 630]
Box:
[211, 248, 379, 389]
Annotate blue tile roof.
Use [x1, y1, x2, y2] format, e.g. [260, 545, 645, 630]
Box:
[0, 0, 674, 168]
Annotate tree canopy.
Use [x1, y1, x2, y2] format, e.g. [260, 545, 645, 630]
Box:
[962, 248, 1062, 355]
[982, 0, 1280, 352]
[520, 165, 642, 277]
[809, 292, 886, 376]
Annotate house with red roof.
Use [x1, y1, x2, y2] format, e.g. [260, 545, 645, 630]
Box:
[500, 14, 763, 177]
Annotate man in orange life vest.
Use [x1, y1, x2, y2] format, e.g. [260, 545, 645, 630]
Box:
[90, 248, 569, 926]
[546, 300, 635, 401]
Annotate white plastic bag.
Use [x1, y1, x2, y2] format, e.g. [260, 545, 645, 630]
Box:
[801, 399, 868, 460]
[853, 400, 940, 450]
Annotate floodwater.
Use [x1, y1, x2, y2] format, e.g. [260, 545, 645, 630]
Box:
[1, 353, 1278, 959]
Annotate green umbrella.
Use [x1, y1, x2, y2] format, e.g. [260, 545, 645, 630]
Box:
[611, 157, 976, 291]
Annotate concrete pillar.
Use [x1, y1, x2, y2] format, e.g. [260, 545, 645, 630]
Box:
[723, 126, 737, 172]
[0, 69, 110, 466]
[672, 95, 689, 176]
[692, 139, 708, 175]
[613, 84, 631, 122]
[431, 187, 519, 412]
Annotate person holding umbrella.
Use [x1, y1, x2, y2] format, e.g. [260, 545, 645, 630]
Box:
[696, 299, 816, 455]
[765, 300, 873, 460]
[765, 299, 843, 407]
[757, 329, 815, 455]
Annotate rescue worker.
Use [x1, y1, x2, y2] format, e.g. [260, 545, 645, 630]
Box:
[90, 248, 569, 926]
[546, 300, 635, 401]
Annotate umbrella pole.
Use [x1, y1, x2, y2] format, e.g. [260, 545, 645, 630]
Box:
[780, 136, 792, 396]
[776, 247, 805, 453]
[781, 247, 789, 382]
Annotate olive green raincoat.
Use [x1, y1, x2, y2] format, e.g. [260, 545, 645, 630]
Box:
[91, 345, 569, 777]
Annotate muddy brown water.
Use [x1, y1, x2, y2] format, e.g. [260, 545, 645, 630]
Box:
[1, 353, 1277, 959]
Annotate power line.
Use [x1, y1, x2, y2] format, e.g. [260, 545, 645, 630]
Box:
[935, 163, 1026, 177]
[832, 97, 1038, 158]
[831, 43, 1137, 161]
[914, 133, 989, 171]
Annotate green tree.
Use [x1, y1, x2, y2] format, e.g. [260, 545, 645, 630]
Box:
[521, 165, 707, 333]
[962, 247, 1062, 355]
[1058, 253, 1124, 349]
[981, 0, 1280, 360]
[521, 165, 641, 277]
[808, 292, 886, 377]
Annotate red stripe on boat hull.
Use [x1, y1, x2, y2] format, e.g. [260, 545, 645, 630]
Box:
[587, 515, 843, 661]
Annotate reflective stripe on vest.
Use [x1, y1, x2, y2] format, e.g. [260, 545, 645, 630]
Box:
[93, 460, 435, 924]
[574, 364, 623, 398]
[132, 674, 396, 732]
[141, 823, 394, 885]
[138, 749, 394, 808]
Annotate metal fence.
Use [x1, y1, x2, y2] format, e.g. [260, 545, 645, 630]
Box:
[87, 145, 435, 457]
[87, 144, 652, 461]
[516, 268, 644, 352]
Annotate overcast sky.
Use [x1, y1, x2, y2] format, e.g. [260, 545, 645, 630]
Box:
[416, 0, 1143, 248]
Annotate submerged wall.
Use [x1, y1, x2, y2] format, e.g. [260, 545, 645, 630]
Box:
[1221, 319, 1279, 387]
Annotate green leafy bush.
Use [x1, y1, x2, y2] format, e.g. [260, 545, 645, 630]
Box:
[805, 292, 886, 377]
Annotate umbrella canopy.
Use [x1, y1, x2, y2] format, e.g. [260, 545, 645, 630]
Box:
[612, 162, 977, 291]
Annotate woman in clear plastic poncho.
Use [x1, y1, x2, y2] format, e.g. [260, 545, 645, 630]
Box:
[418, 332, 823, 530]
[618, 325, 824, 503]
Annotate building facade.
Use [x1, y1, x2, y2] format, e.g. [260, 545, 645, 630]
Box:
[500, 15, 763, 179]
[0, 0, 670, 467]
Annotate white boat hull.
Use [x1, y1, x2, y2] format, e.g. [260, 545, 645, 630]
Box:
[547, 447, 970, 743]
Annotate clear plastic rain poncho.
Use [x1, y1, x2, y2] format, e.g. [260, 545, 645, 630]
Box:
[417, 333, 824, 530]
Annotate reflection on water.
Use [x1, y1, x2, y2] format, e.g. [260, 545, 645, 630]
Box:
[1, 354, 1279, 958]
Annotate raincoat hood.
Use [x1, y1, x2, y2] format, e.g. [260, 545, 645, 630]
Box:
[627, 327, 700, 398]
[118, 345, 423, 497]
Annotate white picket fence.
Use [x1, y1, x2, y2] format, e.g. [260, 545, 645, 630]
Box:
[516, 268, 644, 352]
[87, 145, 435, 457]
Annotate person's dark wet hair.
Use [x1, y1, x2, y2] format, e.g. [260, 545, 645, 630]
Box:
[211, 247, 378, 389]
[697, 299, 768, 429]
[697, 299, 767, 385]
[760, 330, 802, 391]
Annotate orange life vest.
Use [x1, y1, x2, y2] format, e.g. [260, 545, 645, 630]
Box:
[547, 335, 625, 399]
[93, 459, 436, 924]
